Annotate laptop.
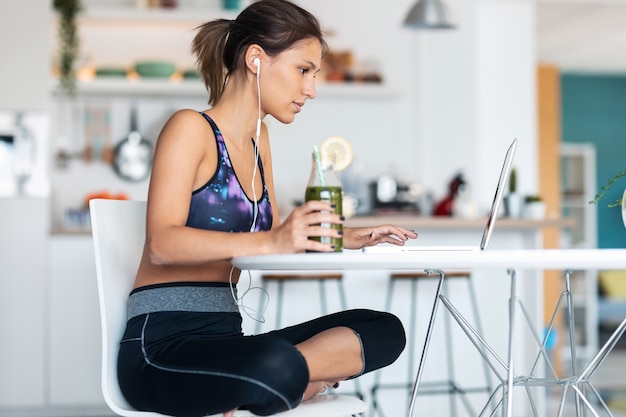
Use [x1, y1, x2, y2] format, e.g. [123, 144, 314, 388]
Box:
[362, 138, 518, 253]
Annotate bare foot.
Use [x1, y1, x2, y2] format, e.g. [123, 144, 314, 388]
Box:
[301, 380, 340, 401]
[223, 409, 237, 417]
[302, 381, 326, 401]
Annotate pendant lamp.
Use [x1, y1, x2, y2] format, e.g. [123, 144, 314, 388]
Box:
[404, 0, 456, 30]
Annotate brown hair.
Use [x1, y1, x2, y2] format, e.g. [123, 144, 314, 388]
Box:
[192, 0, 328, 106]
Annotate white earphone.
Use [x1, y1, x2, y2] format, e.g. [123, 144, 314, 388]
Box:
[228, 54, 269, 324]
[250, 56, 261, 233]
[253, 57, 261, 139]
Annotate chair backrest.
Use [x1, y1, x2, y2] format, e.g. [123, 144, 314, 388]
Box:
[90, 198, 159, 417]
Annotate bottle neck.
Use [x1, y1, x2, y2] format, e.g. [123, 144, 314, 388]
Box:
[308, 158, 341, 188]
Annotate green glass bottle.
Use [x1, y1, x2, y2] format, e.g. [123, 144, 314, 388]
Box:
[305, 153, 343, 252]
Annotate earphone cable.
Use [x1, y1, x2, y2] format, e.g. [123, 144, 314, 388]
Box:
[228, 265, 269, 323]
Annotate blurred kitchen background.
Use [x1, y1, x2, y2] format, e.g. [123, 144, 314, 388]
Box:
[2, 0, 546, 230]
[2, 0, 626, 416]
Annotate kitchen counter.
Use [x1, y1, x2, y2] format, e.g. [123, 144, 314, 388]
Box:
[346, 214, 575, 230]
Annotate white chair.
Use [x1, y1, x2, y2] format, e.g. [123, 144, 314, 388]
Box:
[89, 198, 367, 417]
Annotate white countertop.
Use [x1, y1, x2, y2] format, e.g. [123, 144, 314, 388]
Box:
[345, 215, 575, 230]
[232, 249, 626, 271]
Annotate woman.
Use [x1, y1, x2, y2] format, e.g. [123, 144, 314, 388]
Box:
[118, 1, 418, 416]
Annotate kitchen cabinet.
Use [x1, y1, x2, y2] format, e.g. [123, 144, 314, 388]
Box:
[0, 198, 48, 409]
[48, 235, 106, 410]
[0, 200, 109, 416]
[559, 143, 598, 369]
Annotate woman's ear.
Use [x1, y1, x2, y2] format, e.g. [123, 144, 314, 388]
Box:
[246, 44, 265, 73]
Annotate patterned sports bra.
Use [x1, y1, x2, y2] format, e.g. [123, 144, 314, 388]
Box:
[185, 113, 273, 233]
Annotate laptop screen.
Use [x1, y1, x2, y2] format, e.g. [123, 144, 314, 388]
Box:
[479, 138, 518, 250]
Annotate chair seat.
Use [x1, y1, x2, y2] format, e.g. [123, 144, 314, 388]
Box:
[265, 394, 367, 417]
[109, 394, 366, 417]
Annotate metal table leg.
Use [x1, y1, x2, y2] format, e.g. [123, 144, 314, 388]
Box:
[406, 269, 446, 417]
[504, 268, 517, 417]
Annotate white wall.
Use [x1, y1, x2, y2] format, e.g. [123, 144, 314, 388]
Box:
[0, 1, 50, 111]
[0, 0, 51, 197]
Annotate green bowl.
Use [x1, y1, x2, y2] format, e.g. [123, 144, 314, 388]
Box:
[95, 67, 127, 78]
[182, 69, 201, 79]
[135, 61, 176, 78]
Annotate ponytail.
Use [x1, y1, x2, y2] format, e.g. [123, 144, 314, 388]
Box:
[191, 19, 231, 106]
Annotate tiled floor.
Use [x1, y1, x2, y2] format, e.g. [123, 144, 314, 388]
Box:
[547, 348, 626, 416]
[592, 348, 626, 416]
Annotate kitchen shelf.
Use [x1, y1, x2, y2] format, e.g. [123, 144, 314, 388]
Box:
[318, 83, 397, 99]
[52, 78, 206, 97]
[51, 78, 397, 99]
[76, 6, 238, 25]
[53, 4, 397, 101]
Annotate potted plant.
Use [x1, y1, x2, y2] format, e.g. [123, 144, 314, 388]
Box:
[524, 194, 546, 220]
[504, 167, 522, 218]
[590, 167, 626, 207]
[53, 0, 82, 95]
[590, 167, 626, 230]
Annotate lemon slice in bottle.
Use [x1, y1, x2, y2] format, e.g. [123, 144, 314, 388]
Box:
[319, 136, 353, 172]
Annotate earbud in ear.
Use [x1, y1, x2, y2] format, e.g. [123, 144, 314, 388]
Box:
[253, 57, 260, 68]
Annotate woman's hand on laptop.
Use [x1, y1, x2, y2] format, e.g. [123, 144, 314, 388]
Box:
[343, 225, 418, 250]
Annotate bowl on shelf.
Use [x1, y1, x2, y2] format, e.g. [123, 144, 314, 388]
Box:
[95, 67, 127, 78]
[134, 61, 176, 78]
[182, 69, 201, 79]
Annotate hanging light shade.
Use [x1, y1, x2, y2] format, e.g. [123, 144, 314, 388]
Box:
[404, 0, 456, 30]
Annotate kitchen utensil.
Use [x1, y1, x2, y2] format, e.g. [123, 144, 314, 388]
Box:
[83, 107, 93, 162]
[112, 105, 153, 182]
[101, 107, 114, 164]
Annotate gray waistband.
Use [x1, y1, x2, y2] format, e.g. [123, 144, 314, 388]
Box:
[127, 285, 239, 320]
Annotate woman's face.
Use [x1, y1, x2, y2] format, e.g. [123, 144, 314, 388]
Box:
[261, 38, 323, 124]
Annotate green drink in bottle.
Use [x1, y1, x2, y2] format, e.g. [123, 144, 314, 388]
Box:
[305, 147, 343, 252]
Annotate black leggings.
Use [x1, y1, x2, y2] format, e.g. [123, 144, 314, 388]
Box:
[118, 309, 405, 416]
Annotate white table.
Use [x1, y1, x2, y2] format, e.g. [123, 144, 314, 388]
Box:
[232, 249, 626, 417]
[233, 249, 626, 271]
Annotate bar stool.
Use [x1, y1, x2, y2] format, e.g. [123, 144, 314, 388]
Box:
[255, 273, 365, 401]
[370, 271, 493, 417]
